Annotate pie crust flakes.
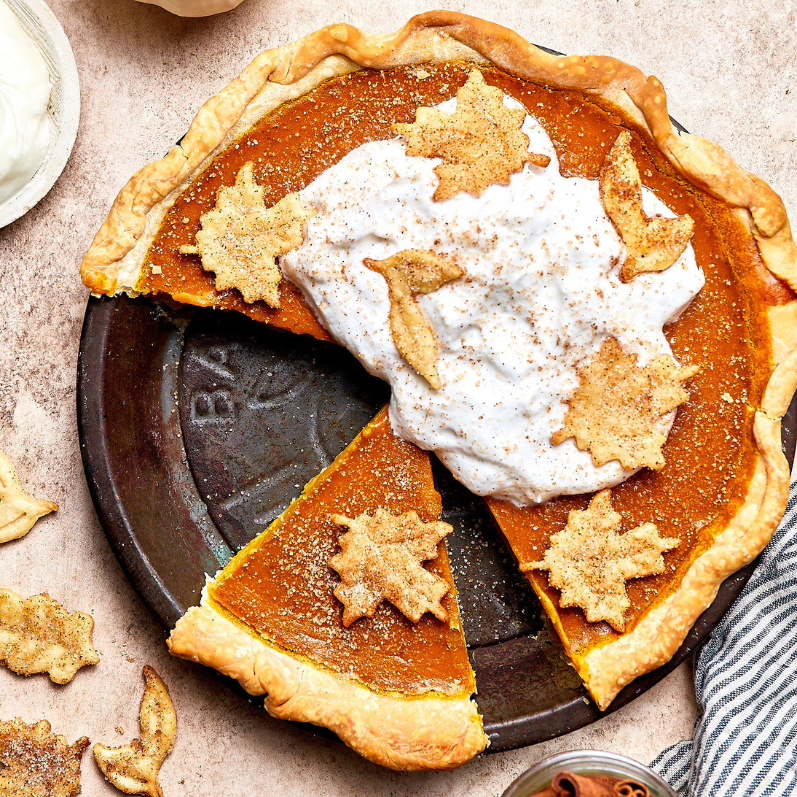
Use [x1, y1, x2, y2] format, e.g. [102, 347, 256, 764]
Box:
[364, 249, 462, 388]
[551, 337, 700, 470]
[0, 588, 100, 684]
[329, 508, 453, 625]
[93, 666, 177, 797]
[521, 489, 679, 632]
[600, 131, 695, 282]
[0, 718, 89, 797]
[393, 69, 550, 201]
[0, 451, 57, 544]
[180, 161, 315, 306]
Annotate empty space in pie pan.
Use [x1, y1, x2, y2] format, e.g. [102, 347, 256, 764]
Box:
[76, 294, 797, 753]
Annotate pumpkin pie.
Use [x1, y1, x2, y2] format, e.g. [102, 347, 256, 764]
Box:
[80, 12, 797, 767]
[167, 407, 487, 770]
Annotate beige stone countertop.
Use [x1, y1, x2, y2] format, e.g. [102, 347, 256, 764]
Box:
[1, 0, 795, 794]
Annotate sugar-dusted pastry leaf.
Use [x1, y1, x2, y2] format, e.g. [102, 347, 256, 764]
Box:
[180, 161, 316, 307]
[600, 130, 694, 282]
[94, 666, 177, 797]
[0, 718, 89, 797]
[393, 69, 550, 201]
[0, 450, 57, 543]
[522, 489, 679, 631]
[329, 508, 453, 626]
[365, 249, 462, 389]
[552, 337, 699, 470]
[0, 589, 99, 684]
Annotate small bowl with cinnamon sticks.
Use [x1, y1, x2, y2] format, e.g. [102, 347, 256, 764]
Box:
[502, 751, 677, 797]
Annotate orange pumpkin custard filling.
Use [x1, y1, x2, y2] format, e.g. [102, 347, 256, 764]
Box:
[80, 13, 797, 772]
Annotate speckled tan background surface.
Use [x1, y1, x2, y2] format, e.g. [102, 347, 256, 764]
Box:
[1, 0, 795, 794]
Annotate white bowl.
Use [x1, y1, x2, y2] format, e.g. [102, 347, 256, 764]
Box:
[0, 0, 80, 228]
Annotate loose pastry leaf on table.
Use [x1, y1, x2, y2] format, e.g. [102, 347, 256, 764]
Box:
[0, 588, 99, 683]
[0, 450, 57, 543]
[94, 665, 177, 797]
[0, 718, 89, 797]
[552, 337, 700, 470]
[180, 161, 316, 306]
[522, 489, 679, 632]
[329, 508, 454, 626]
[393, 69, 550, 201]
[365, 249, 462, 389]
[600, 131, 695, 282]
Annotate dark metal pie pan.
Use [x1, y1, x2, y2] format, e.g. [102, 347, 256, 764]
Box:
[77, 294, 797, 753]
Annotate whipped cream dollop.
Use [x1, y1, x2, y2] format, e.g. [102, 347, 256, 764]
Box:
[0, 0, 52, 206]
[281, 95, 704, 506]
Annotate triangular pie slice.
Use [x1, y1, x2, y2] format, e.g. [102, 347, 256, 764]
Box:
[168, 407, 487, 771]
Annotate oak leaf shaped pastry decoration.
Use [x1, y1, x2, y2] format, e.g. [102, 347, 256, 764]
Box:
[0, 718, 89, 797]
[551, 337, 699, 470]
[94, 666, 177, 797]
[365, 249, 463, 389]
[180, 161, 316, 307]
[393, 69, 550, 201]
[600, 130, 695, 282]
[0, 589, 100, 684]
[522, 489, 679, 631]
[0, 450, 57, 543]
[329, 508, 453, 626]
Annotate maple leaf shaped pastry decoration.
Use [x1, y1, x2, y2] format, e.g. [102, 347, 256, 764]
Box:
[393, 69, 551, 201]
[0, 718, 90, 797]
[328, 508, 454, 626]
[600, 130, 695, 282]
[364, 249, 463, 389]
[94, 666, 177, 797]
[0, 589, 100, 684]
[0, 450, 57, 543]
[551, 337, 700, 470]
[180, 161, 316, 307]
[522, 489, 679, 631]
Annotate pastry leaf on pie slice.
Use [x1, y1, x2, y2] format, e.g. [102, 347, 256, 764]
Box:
[94, 666, 177, 797]
[0, 718, 89, 797]
[365, 249, 462, 389]
[0, 589, 100, 684]
[393, 69, 550, 201]
[180, 161, 316, 307]
[600, 130, 695, 282]
[522, 489, 679, 631]
[551, 337, 699, 470]
[0, 451, 57, 543]
[329, 508, 454, 626]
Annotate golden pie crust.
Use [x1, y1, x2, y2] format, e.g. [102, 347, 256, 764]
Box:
[80, 10, 797, 756]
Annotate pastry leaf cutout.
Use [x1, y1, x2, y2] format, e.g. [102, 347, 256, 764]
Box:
[180, 161, 316, 307]
[0, 450, 57, 543]
[522, 489, 679, 631]
[329, 508, 453, 626]
[600, 131, 695, 282]
[393, 69, 550, 201]
[94, 666, 177, 797]
[0, 589, 99, 684]
[365, 249, 462, 389]
[551, 337, 699, 470]
[0, 718, 89, 797]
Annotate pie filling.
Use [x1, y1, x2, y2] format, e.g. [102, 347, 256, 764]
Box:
[149, 64, 791, 698]
[208, 407, 475, 697]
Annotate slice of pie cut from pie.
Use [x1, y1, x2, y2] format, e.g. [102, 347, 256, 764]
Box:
[81, 11, 797, 767]
[167, 406, 487, 771]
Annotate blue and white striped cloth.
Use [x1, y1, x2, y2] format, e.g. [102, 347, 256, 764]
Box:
[651, 481, 797, 796]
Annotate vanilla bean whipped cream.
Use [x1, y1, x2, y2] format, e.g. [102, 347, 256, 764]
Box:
[0, 0, 52, 206]
[281, 95, 704, 506]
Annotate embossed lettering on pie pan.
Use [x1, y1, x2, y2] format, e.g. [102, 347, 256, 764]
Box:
[77, 294, 797, 751]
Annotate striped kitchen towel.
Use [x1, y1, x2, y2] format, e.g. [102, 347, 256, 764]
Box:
[650, 481, 797, 796]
